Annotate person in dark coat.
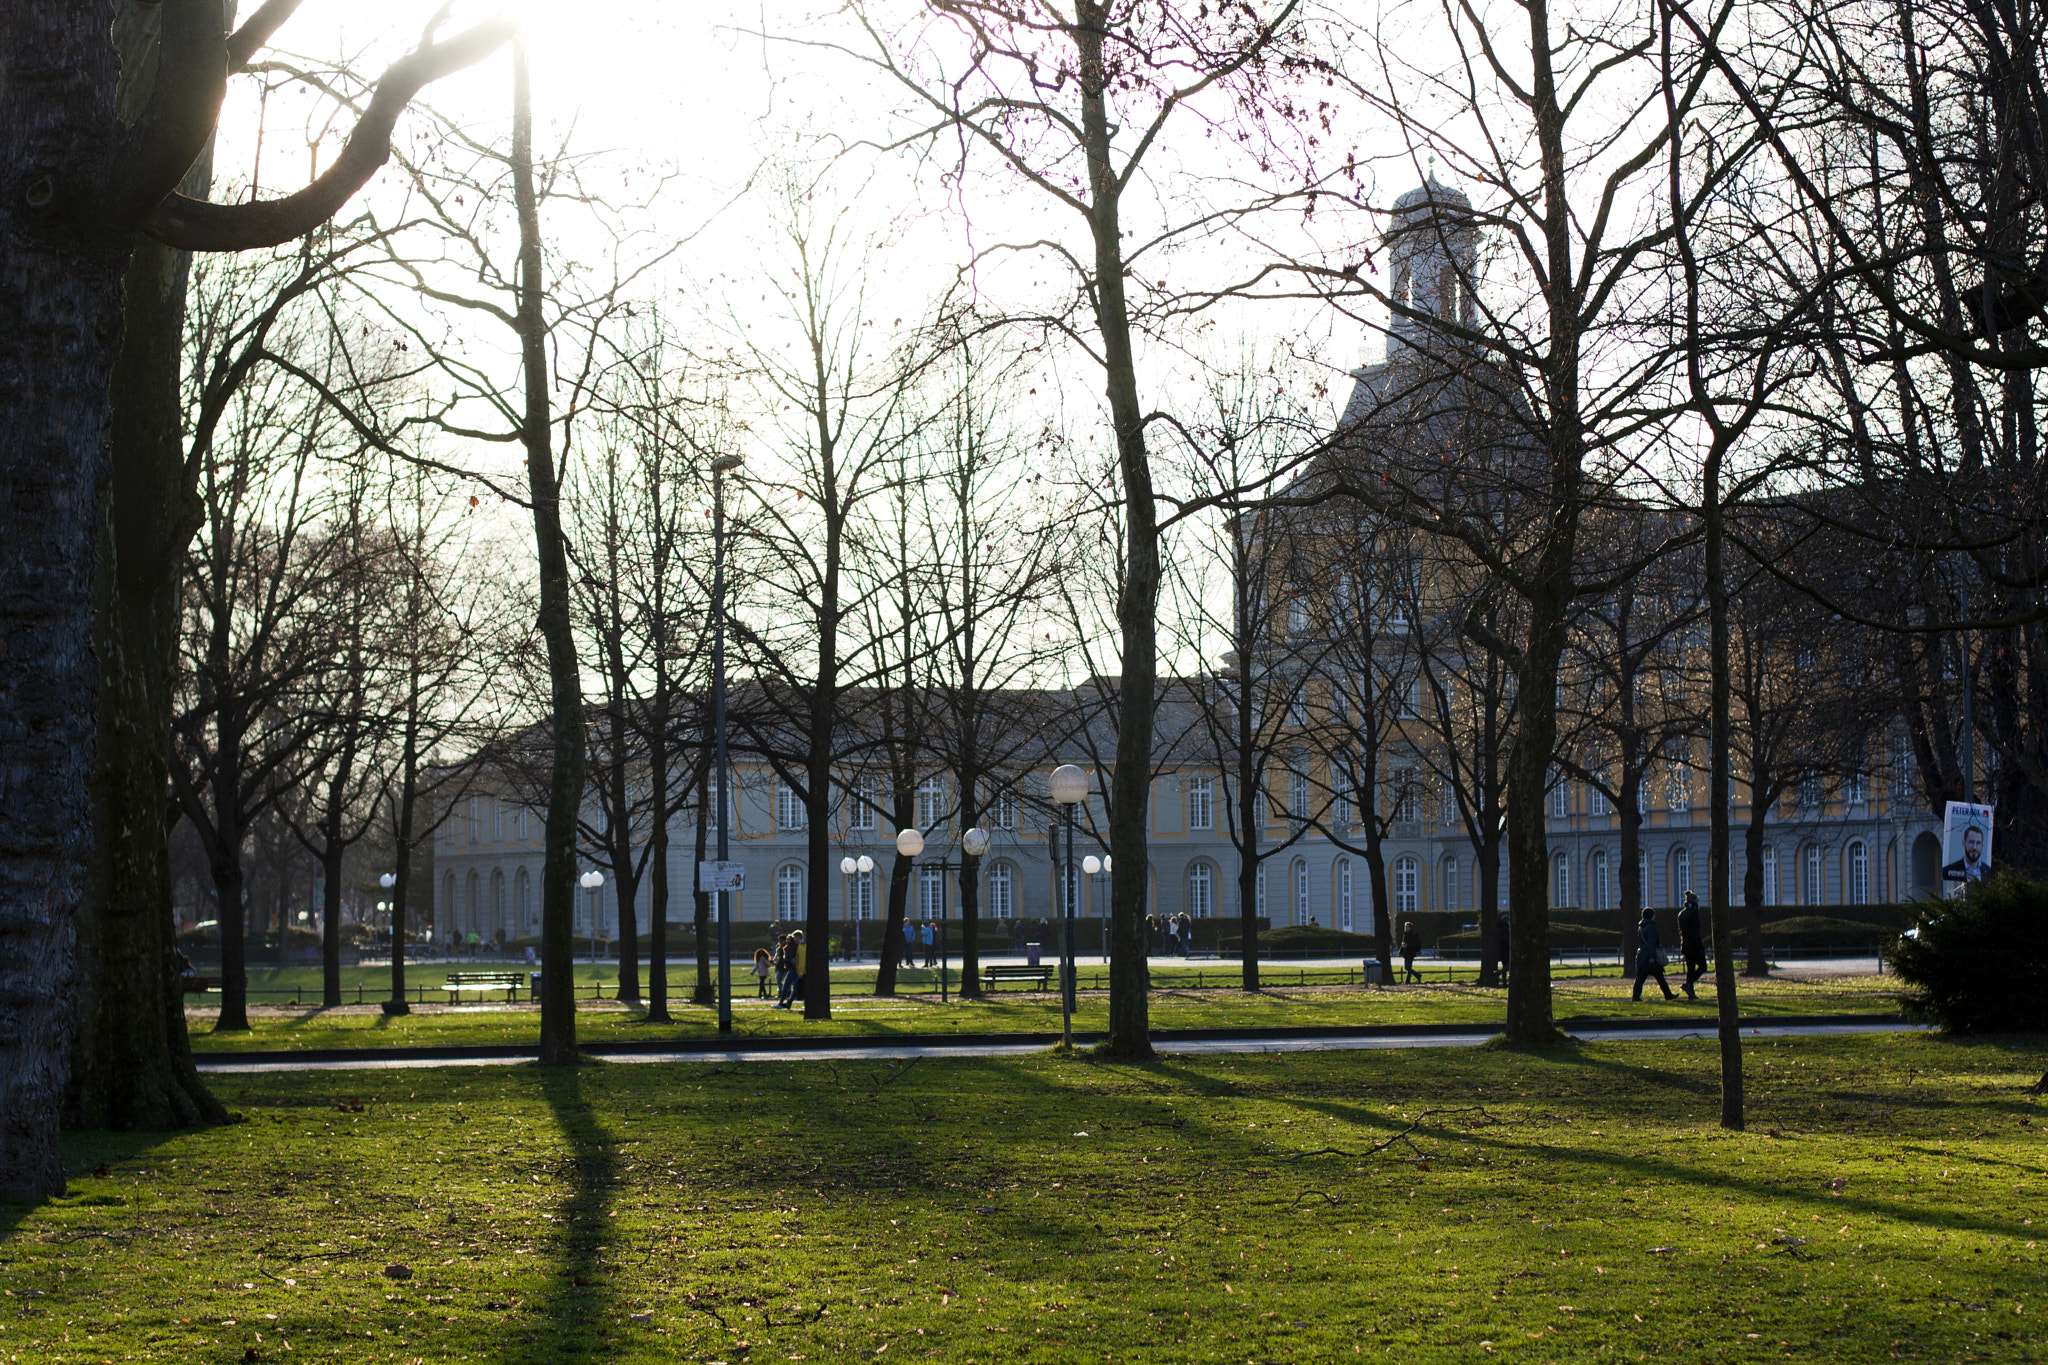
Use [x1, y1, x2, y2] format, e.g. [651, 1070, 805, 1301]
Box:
[1676, 890, 1708, 999]
[1400, 921, 1423, 983]
[1633, 907, 1676, 1001]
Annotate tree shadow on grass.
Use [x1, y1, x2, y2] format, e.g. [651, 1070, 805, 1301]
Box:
[502, 1064, 621, 1364]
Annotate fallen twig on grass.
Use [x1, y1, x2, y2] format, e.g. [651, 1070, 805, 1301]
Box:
[1285, 1189, 1340, 1208]
[1275, 1106, 1505, 1163]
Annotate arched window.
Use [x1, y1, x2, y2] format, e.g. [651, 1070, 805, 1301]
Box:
[1552, 851, 1571, 907]
[776, 864, 804, 922]
[1335, 857, 1354, 931]
[1590, 850, 1610, 910]
[443, 872, 456, 935]
[1762, 846, 1778, 906]
[1846, 841, 1869, 905]
[515, 868, 532, 933]
[1672, 846, 1692, 903]
[465, 870, 481, 933]
[987, 861, 1016, 919]
[490, 869, 506, 936]
[1187, 862, 1214, 920]
[1440, 856, 1459, 912]
[1393, 856, 1418, 916]
[1291, 859, 1310, 925]
[1802, 842, 1822, 905]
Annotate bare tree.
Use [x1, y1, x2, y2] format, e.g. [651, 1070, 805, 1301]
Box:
[814, 0, 1329, 1055]
[2, 0, 508, 1197]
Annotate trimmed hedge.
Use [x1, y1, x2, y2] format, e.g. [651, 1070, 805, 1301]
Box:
[1437, 923, 1621, 949]
[1889, 873, 2048, 1033]
[1218, 925, 1380, 955]
[1756, 916, 1898, 949]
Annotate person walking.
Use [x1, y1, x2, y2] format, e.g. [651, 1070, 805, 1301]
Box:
[775, 934, 798, 1009]
[792, 930, 808, 1002]
[1400, 921, 1423, 984]
[1633, 907, 1677, 1001]
[899, 919, 916, 969]
[1677, 891, 1708, 1000]
[751, 946, 773, 999]
[922, 919, 938, 969]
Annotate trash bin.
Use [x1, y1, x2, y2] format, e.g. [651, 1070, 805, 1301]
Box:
[1362, 958, 1383, 985]
[529, 972, 543, 995]
[1026, 943, 1042, 968]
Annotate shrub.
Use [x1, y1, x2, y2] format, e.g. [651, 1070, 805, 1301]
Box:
[1437, 923, 1621, 949]
[1755, 916, 1897, 950]
[1218, 925, 1377, 954]
[1888, 873, 2048, 1033]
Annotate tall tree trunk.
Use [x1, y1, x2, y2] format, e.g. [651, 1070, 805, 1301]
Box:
[1703, 450, 1744, 1129]
[1073, 4, 1153, 1055]
[645, 717, 671, 1024]
[0, 110, 111, 1188]
[68, 228, 223, 1132]
[320, 840, 344, 1006]
[880, 844, 912, 996]
[513, 37, 583, 1067]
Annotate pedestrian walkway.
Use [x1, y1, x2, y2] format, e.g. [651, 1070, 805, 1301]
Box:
[192, 1018, 1920, 1074]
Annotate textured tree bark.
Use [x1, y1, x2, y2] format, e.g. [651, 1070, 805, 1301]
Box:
[690, 751, 712, 1006]
[512, 38, 583, 1067]
[67, 230, 224, 1132]
[0, 0, 130, 1203]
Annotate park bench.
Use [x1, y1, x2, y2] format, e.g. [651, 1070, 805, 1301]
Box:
[443, 971, 526, 1004]
[179, 975, 218, 994]
[981, 964, 1053, 992]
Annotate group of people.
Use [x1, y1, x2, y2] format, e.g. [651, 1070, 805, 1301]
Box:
[1146, 911, 1198, 957]
[750, 930, 808, 1008]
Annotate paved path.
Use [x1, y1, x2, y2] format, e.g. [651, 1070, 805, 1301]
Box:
[193, 1019, 1922, 1074]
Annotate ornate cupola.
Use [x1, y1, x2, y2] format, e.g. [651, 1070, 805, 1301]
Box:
[1383, 176, 1477, 359]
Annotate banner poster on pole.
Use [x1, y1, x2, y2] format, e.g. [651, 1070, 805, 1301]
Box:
[1940, 801, 1995, 891]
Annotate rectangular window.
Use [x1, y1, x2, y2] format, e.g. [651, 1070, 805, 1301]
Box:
[1400, 678, 1420, 719]
[1287, 587, 1310, 635]
[1288, 684, 1308, 727]
[1288, 768, 1311, 824]
[1588, 784, 1609, 817]
[1889, 738, 1914, 800]
[992, 787, 1018, 831]
[919, 865, 946, 918]
[491, 798, 504, 843]
[1439, 781, 1458, 826]
[1547, 770, 1570, 819]
[1390, 767, 1419, 823]
[1667, 745, 1692, 812]
[916, 776, 945, 831]
[1330, 682, 1348, 722]
[850, 774, 878, 832]
[1187, 776, 1214, 831]
[777, 780, 806, 832]
[1332, 763, 1352, 827]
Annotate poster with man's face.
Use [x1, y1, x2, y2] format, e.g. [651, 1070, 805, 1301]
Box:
[1941, 801, 1995, 889]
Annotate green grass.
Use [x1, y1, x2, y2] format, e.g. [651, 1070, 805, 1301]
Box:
[182, 972, 1911, 1053]
[8, 1033, 2044, 1362]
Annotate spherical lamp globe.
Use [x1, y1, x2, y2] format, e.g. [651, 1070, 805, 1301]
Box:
[1049, 764, 1088, 805]
[896, 827, 926, 858]
[961, 827, 991, 857]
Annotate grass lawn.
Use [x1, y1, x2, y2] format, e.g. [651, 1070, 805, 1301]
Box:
[6, 1033, 2042, 1362]
[183, 972, 1910, 1054]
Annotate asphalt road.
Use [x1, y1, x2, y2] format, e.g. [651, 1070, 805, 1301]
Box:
[193, 1018, 1922, 1074]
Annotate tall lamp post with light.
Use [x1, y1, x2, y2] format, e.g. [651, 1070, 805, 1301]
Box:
[1083, 853, 1112, 962]
[1049, 764, 1089, 1047]
[839, 854, 876, 958]
[892, 827, 991, 1003]
[579, 869, 604, 964]
[709, 451, 744, 1034]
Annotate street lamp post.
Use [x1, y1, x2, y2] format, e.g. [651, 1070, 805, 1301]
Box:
[710, 451, 743, 1033]
[1083, 853, 1113, 963]
[1049, 765, 1089, 1047]
[579, 870, 604, 963]
[961, 826, 990, 995]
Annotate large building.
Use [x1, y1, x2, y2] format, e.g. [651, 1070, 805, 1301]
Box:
[433, 180, 1944, 946]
